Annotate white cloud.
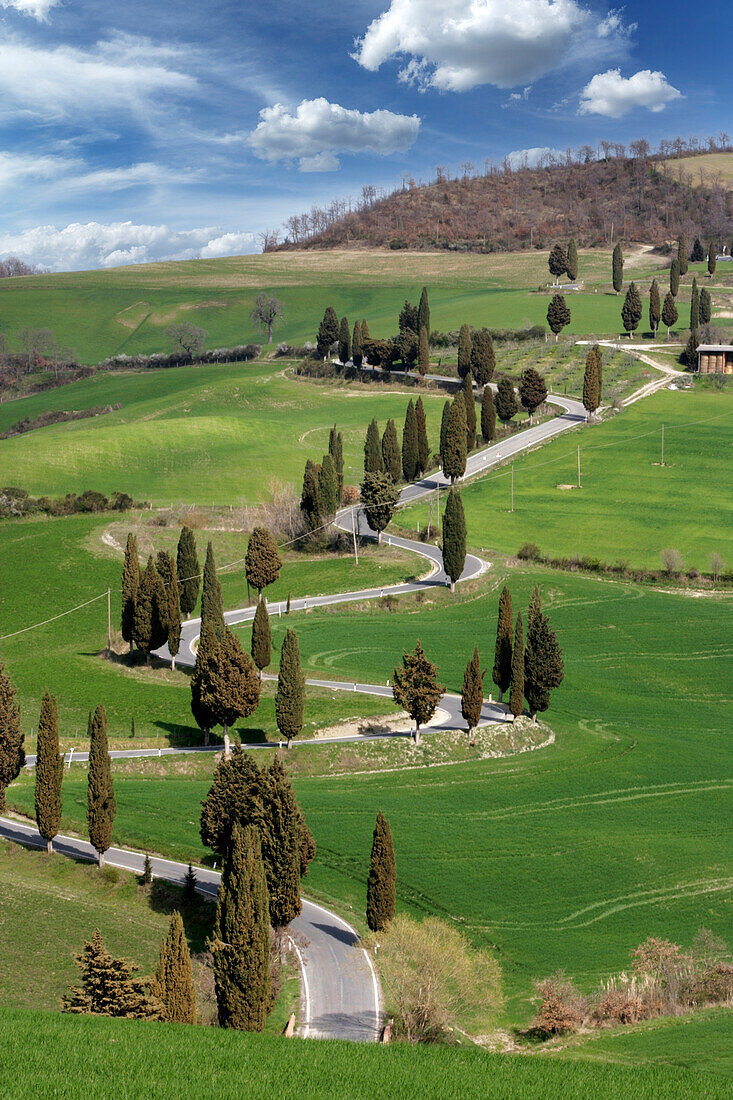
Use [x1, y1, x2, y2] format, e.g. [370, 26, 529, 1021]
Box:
[248, 97, 420, 171]
[0, 0, 60, 19]
[505, 146, 564, 168]
[0, 221, 257, 271]
[579, 68, 682, 117]
[353, 0, 633, 91]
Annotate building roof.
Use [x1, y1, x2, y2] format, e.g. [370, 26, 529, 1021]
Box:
[697, 345, 733, 353]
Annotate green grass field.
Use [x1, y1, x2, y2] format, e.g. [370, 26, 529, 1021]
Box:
[1, 1006, 728, 1100]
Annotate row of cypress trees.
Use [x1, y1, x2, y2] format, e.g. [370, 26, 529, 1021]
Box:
[121, 535, 183, 666]
[300, 424, 344, 534]
[492, 585, 565, 721]
[364, 398, 430, 483]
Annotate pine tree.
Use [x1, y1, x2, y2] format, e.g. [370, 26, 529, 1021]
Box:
[690, 277, 700, 331]
[251, 596, 271, 679]
[141, 853, 152, 885]
[245, 527, 282, 596]
[566, 238, 578, 282]
[366, 810, 396, 932]
[442, 487, 466, 591]
[470, 328, 495, 386]
[480, 385, 496, 442]
[678, 233, 688, 276]
[621, 282, 643, 336]
[417, 286, 430, 339]
[524, 587, 565, 720]
[338, 316, 351, 364]
[439, 399, 451, 464]
[398, 299, 418, 334]
[519, 368, 548, 421]
[401, 399, 419, 482]
[360, 471, 399, 542]
[463, 373, 476, 450]
[707, 242, 716, 278]
[352, 319, 363, 367]
[0, 658, 24, 814]
[152, 911, 196, 1024]
[548, 243, 568, 284]
[318, 453, 339, 518]
[176, 526, 200, 619]
[316, 305, 339, 359]
[63, 930, 163, 1019]
[200, 542, 225, 638]
[582, 346, 600, 418]
[156, 550, 181, 669]
[612, 242, 624, 293]
[669, 258, 680, 298]
[457, 323, 472, 378]
[121, 533, 139, 655]
[392, 640, 444, 744]
[183, 863, 198, 904]
[190, 624, 218, 740]
[260, 757, 301, 927]
[415, 395, 429, 473]
[381, 418, 401, 483]
[649, 279, 661, 338]
[212, 823, 270, 1031]
[364, 418, 383, 475]
[509, 613, 524, 720]
[35, 691, 62, 853]
[700, 288, 712, 325]
[547, 294, 571, 340]
[300, 458, 321, 533]
[329, 425, 344, 501]
[492, 586, 513, 702]
[418, 325, 429, 375]
[661, 291, 678, 340]
[495, 376, 518, 422]
[461, 646, 485, 732]
[690, 237, 705, 262]
[275, 629, 305, 748]
[443, 393, 467, 482]
[87, 705, 116, 867]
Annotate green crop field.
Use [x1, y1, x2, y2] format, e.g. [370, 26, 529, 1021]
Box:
[398, 387, 733, 570]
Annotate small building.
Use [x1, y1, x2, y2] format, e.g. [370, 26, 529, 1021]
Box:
[696, 344, 733, 374]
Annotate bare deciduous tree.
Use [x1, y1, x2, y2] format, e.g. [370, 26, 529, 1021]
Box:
[165, 322, 207, 359]
[250, 293, 284, 344]
[660, 547, 685, 575]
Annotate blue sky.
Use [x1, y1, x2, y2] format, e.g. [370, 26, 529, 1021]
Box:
[0, 0, 729, 269]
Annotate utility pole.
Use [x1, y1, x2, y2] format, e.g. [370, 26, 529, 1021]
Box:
[510, 464, 514, 512]
[107, 588, 111, 656]
[351, 506, 359, 566]
[577, 444, 581, 489]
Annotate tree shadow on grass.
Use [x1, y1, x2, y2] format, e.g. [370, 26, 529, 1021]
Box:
[144, 878, 214, 954]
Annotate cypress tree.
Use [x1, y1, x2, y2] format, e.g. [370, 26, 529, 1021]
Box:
[461, 646, 485, 732]
[251, 596, 271, 679]
[649, 279, 661, 338]
[678, 233, 688, 276]
[661, 291, 678, 340]
[669, 258, 680, 297]
[593, 344, 603, 404]
[548, 243, 568, 284]
[481, 386, 496, 443]
[63, 930, 163, 1019]
[442, 487, 466, 592]
[141, 853, 152, 885]
[682, 329, 700, 369]
[402, 399, 419, 482]
[708, 242, 716, 278]
[361, 319, 370, 340]
[156, 550, 181, 669]
[0, 658, 24, 814]
[338, 316, 351, 364]
[612, 242, 624, 293]
[439, 399, 451, 464]
[366, 810, 396, 932]
[443, 393, 467, 482]
[582, 347, 600, 418]
[318, 453, 339, 519]
[415, 395, 429, 473]
[121, 533, 139, 655]
[300, 458, 321, 533]
[176, 526, 200, 619]
[495, 376, 518, 422]
[381, 418, 401, 483]
[275, 629, 305, 748]
[200, 542, 225, 638]
[546, 294, 571, 340]
[700, 288, 712, 325]
[509, 613, 524, 720]
[152, 911, 196, 1024]
[190, 623, 219, 741]
[87, 705, 115, 867]
[457, 323, 472, 378]
[690, 237, 705, 262]
[566, 238, 578, 282]
[360, 471, 399, 542]
[132, 556, 166, 663]
[492, 586, 513, 702]
[621, 282, 642, 337]
[183, 863, 198, 904]
[207, 629, 261, 751]
[316, 305, 339, 359]
[261, 757, 302, 928]
[328, 425, 344, 501]
[398, 299, 418, 334]
[35, 690, 62, 854]
[391, 641, 443, 745]
[519, 367, 548, 421]
[417, 286, 430, 338]
[690, 277, 700, 331]
[364, 418, 383, 475]
[524, 587, 565, 720]
[418, 325, 429, 375]
[352, 319, 363, 367]
[463, 372, 476, 450]
[245, 527, 282, 596]
[470, 328, 495, 386]
[212, 823, 270, 1031]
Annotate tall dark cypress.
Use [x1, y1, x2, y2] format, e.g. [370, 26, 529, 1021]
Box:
[261, 757, 302, 928]
[338, 316, 351, 364]
[415, 395, 429, 474]
[439, 399, 451, 464]
[621, 282, 642, 336]
[275, 629, 305, 748]
[463, 372, 476, 450]
[0, 658, 24, 814]
[87, 704, 116, 867]
[661, 291, 678, 339]
[649, 279, 661, 338]
[402, 399, 419, 482]
[316, 306, 339, 359]
[461, 646, 485, 732]
[418, 326, 429, 375]
[364, 418, 383, 475]
[495, 376, 518, 422]
[699, 288, 711, 325]
[678, 233, 688, 276]
[612, 242, 623, 293]
[300, 458, 321, 533]
[442, 393, 467, 482]
[481, 385, 496, 442]
[156, 550, 181, 669]
[582, 347, 600, 418]
[442, 487, 466, 591]
[524, 586, 565, 720]
[133, 556, 167, 665]
[245, 527, 282, 596]
[212, 823, 270, 1031]
[251, 596, 271, 679]
[470, 329, 495, 386]
[121, 533, 139, 655]
[352, 320, 363, 367]
[566, 238, 579, 282]
[509, 613, 524, 720]
[381, 418, 401, 483]
[492, 586, 513, 702]
[190, 623, 219, 740]
[318, 453, 339, 519]
[329, 425, 344, 501]
[176, 526, 200, 619]
[366, 810, 396, 932]
[457, 323, 472, 378]
[200, 541, 225, 638]
[417, 286, 430, 339]
[690, 277, 700, 331]
[152, 911, 196, 1024]
[669, 259, 680, 298]
[35, 691, 63, 854]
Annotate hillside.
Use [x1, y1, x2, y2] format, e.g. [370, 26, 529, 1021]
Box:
[277, 153, 733, 253]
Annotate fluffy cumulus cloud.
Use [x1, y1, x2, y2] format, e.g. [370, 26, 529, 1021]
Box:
[0, 221, 257, 271]
[353, 0, 632, 91]
[505, 146, 564, 168]
[579, 68, 682, 117]
[248, 97, 420, 170]
[0, 0, 60, 19]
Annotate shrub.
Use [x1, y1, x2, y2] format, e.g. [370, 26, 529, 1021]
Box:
[532, 972, 585, 1036]
[660, 547, 685, 575]
[517, 543, 540, 560]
